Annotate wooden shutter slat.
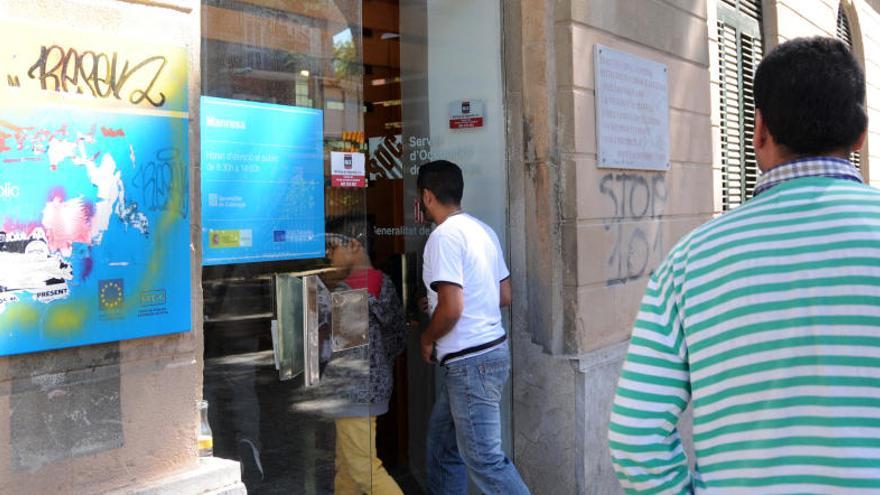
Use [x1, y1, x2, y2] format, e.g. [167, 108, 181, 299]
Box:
[718, 3, 763, 211]
[837, 4, 862, 172]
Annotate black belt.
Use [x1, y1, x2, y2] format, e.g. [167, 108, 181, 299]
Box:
[440, 335, 507, 366]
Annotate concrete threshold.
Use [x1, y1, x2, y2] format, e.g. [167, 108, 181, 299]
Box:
[103, 457, 246, 495]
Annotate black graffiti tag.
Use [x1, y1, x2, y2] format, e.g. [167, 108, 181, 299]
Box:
[26, 45, 168, 107]
[600, 173, 667, 286]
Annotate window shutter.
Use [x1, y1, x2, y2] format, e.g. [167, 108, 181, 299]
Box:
[837, 5, 854, 47]
[717, 1, 763, 210]
[837, 4, 862, 171]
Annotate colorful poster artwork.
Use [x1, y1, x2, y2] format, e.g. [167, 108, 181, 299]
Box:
[201, 97, 325, 265]
[0, 22, 190, 356]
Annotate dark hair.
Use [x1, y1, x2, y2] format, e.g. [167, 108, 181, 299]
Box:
[416, 160, 464, 205]
[754, 36, 867, 155]
[326, 214, 375, 258]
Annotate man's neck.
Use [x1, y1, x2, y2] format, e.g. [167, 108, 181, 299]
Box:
[760, 151, 850, 173]
[433, 205, 463, 225]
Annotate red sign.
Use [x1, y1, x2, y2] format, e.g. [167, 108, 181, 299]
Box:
[449, 116, 484, 129]
[332, 175, 366, 188]
[448, 99, 485, 130]
[330, 152, 366, 188]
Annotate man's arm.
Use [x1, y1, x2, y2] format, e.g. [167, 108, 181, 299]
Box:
[420, 283, 463, 363]
[500, 278, 512, 308]
[608, 257, 692, 494]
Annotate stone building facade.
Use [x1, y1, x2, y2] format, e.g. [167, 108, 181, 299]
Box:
[2, 1, 880, 494]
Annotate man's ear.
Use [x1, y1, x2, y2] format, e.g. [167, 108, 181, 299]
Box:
[422, 188, 435, 206]
[853, 128, 868, 153]
[754, 110, 768, 152]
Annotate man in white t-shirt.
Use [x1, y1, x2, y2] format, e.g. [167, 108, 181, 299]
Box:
[417, 160, 530, 495]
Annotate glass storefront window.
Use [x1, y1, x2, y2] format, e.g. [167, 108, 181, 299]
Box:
[200, 1, 509, 492]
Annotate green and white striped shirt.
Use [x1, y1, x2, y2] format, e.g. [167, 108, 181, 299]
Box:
[609, 157, 880, 494]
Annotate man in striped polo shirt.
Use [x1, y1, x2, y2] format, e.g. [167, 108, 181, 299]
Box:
[608, 37, 877, 493]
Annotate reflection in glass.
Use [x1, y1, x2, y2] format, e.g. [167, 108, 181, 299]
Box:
[273, 274, 305, 381]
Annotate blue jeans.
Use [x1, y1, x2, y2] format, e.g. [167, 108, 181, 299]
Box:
[426, 344, 530, 495]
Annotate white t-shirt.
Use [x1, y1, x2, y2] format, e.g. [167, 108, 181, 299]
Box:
[423, 213, 509, 363]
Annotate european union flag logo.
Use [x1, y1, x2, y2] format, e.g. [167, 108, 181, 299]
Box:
[99, 279, 124, 311]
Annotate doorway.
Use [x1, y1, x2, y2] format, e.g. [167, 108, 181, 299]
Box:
[200, 1, 509, 492]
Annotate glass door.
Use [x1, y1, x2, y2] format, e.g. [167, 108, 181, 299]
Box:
[200, 1, 509, 492]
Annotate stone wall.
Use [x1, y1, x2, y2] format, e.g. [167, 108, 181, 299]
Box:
[563, 0, 714, 355]
[0, 1, 210, 493]
[505, 0, 709, 492]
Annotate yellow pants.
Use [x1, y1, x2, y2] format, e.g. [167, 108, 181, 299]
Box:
[334, 416, 404, 495]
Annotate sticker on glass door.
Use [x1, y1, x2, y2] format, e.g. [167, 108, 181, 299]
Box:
[331, 151, 367, 188]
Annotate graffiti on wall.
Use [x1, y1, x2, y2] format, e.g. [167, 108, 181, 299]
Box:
[133, 147, 189, 218]
[23, 45, 170, 107]
[600, 173, 667, 286]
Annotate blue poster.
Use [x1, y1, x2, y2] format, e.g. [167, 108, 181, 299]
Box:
[200, 97, 325, 265]
[0, 108, 191, 356]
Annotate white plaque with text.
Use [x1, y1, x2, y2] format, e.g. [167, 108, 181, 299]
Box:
[595, 45, 670, 170]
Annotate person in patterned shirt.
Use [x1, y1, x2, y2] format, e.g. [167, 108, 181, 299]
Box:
[609, 37, 878, 494]
[320, 215, 407, 495]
